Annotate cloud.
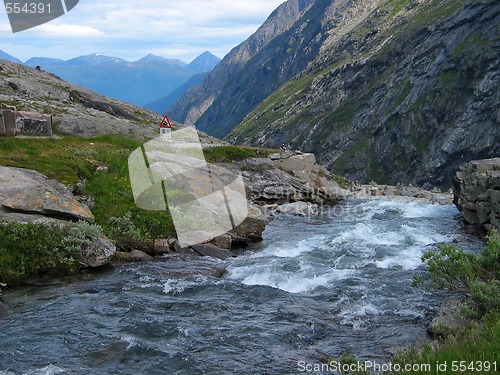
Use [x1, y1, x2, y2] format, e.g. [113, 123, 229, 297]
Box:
[1, 0, 286, 62]
[36, 24, 104, 37]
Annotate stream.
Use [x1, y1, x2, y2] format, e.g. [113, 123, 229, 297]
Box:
[0, 198, 483, 375]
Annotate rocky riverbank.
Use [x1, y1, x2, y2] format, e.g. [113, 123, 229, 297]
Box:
[453, 157, 500, 235]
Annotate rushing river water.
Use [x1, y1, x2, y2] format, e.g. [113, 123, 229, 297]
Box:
[0, 198, 483, 375]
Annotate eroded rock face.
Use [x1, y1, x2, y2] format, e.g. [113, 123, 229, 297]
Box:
[453, 158, 500, 233]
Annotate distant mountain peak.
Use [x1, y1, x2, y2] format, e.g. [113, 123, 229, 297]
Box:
[137, 54, 186, 66]
[187, 51, 221, 73]
[65, 53, 126, 66]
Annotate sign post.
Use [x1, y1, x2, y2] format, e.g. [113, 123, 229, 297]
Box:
[159, 115, 172, 139]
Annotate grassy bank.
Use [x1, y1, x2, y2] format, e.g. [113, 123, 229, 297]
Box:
[0, 135, 278, 285]
[393, 230, 500, 374]
[0, 135, 175, 241]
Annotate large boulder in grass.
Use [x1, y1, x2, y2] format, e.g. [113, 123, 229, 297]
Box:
[0, 166, 94, 223]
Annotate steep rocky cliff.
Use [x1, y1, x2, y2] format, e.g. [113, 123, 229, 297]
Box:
[171, 0, 499, 189]
[168, 0, 316, 131]
[230, 0, 499, 189]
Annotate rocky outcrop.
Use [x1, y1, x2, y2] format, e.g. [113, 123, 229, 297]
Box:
[239, 152, 346, 208]
[349, 184, 453, 205]
[73, 235, 116, 268]
[0, 60, 160, 139]
[0, 105, 52, 137]
[198, 0, 499, 190]
[0, 166, 94, 223]
[453, 158, 500, 233]
[169, 0, 315, 132]
[0, 166, 115, 268]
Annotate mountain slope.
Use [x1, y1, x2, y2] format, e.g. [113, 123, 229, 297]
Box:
[168, 0, 316, 127]
[0, 50, 23, 64]
[144, 72, 208, 115]
[0, 59, 161, 138]
[225, 0, 499, 189]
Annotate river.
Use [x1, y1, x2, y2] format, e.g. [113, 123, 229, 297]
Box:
[0, 198, 483, 375]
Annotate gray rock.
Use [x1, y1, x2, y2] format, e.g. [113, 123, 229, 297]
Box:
[16, 111, 52, 136]
[113, 250, 153, 262]
[427, 299, 468, 338]
[239, 157, 342, 206]
[211, 234, 233, 249]
[74, 235, 116, 268]
[453, 158, 500, 232]
[0, 166, 94, 223]
[2, 108, 16, 136]
[2, 187, 95, 223]
[275, 201, 319, 216]
[229, 204, 269, 245]
[190, 243, 233, 260]
[273, 153, 316, 174]
[154, 238, 174, 255]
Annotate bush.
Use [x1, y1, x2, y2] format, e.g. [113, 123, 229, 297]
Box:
[0, 222, 77, 285]
[417, 229, 500, 316]
[62, 221, 107, 258]
[106, 212, 142, 242]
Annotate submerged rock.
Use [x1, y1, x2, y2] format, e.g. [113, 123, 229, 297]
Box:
[190, 244, 233, 260]
[114, 250, 153, 263]
[0, 302, 7, 318]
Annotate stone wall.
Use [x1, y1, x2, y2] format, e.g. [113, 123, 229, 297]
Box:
[453, 158, 500, 234]
[0, 105, 52, 137]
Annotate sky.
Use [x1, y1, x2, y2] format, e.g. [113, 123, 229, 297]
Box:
[0, 0, 286, 63]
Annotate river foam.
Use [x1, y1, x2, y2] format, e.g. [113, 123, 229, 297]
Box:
[228, 198, 460, 292]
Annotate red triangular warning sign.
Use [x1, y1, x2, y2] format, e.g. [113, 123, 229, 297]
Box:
[160, 115, 172, 128]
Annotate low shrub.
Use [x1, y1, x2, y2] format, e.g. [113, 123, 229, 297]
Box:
[0, 222, 76, 285]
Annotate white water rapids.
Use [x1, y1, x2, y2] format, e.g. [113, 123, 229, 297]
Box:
[0, 198, 483, 375]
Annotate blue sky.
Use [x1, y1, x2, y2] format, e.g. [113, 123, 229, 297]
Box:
[1, 0, 285, 63]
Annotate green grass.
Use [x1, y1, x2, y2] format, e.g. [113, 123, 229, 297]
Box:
[203, 145, 275, 163]
[440, 69, 458, 88]
[0, 135, 175, 242]
[394, 311, 500, 374]
[395, 81, 412, 107]
[323, 103, 357, 131]
[0, 137, 280, 251]
[397, 231, 500, 373]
